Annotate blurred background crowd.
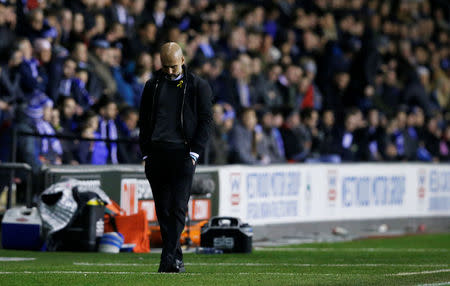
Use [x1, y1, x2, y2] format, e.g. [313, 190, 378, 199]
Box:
[0, 0, 449, 173]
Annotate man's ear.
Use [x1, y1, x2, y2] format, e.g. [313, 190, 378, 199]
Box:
[181, 56, 185, 65]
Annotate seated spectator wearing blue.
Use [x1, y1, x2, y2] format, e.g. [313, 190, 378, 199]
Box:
[108, 41, 135, 107]
[26, 93, 63, 165]
[57, 58, 94, 110]
[17, 38, 41, 95]
[70, 42, 103, 102]
[78, 110, 109, 164]
[194, 35, 216, 63]
[96, 95, 119, 164]
[33, 38, 55, 96]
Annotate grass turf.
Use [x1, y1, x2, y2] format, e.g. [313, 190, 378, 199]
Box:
[0, 233, 449, 285]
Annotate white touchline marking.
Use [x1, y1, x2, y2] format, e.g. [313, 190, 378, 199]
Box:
[0, 271, 369, 276]
[73, 262, 449, 267]
[255, 247, 449, 252]
[0, 257, 36, 261]
[74, 262, 160, 267]
[388, 269, 450, 276]
[416, 282, 450, 286]
[0, 271, 200, 275]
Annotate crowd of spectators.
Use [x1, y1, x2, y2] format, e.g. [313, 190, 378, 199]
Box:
[0, 0, 449, 173]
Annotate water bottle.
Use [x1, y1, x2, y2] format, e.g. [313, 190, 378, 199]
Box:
[195, 247, 223, 254]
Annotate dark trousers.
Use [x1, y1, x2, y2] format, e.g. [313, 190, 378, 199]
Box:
[144, 142, 195, 263]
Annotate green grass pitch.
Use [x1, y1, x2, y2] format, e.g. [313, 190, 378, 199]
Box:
[0, 233, 449, 285]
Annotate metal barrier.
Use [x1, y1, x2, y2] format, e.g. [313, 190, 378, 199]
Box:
[0, 163, 32, 209]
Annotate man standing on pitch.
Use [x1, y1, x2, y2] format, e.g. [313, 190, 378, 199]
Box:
[139, 42, 213, 273]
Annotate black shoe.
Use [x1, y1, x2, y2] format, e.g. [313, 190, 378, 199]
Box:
[175, 259, 185, 273]
[158, 259, 185, 273]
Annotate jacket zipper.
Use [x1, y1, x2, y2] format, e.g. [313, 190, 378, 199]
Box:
[150, 78, 159, 133]
[181, 74, 188, 144]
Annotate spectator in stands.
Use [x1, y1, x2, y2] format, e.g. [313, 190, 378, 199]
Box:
[279, 110, 308, 162]
[50, 106, 61, 133]
[277, 64, 303, 110]
[78, 110, 108, 164]
[22, 8, 58, 43]
[106, 0, 134, 36]
[424, 116, 442, 162]
[339, 109, 369, 162]
[57, 57, 93, 109]
[109, 42, 135, 106]
[71, 41, 103, 101]
[133, 22, 158, 55]
[0, 1, 16, 64]
[300, 58, 322, 110]
[150, 0, 168, 28]
[1, 0, 448, 166]
[69, 12, 85, 44]
[33, 38, 53, 94]
[317, 109, 341, 162]
[366, 108, 385, 161]
[223, 56, 258, 113]
[17, 38, 40, 95]
[116, 107, 140, 164]
[14, 104, 41, 176]
[377, 68, 401, 118]
[131, 52, 153, 108]
[96, 95, 119, 164]
[403, 109, 420, 160]
[0, 49, 24, 102]
[230, 108, 270, 165]
[26, 93, 63, 165]
[58, 96, 79, 134]
[256, 64, 283, 109]
[299, 108, 320, 160]
[88, 39, 117, 96]
[260, 109, 285, 163]
[324, 70, 350, 124]
[58, 8, 72, 47]
[206, 104, 231, 165]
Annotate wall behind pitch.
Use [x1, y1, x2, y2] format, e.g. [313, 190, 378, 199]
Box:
[218, 164, 450, 226]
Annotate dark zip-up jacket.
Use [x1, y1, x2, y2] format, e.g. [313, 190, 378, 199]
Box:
[138, 66, 213, 158]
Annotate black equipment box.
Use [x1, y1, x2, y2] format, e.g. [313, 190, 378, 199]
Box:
[51, 191, 105, 252]
[200, 216, 253, 253]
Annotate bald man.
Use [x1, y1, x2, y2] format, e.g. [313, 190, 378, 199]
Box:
[138, 42, 212, 273]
